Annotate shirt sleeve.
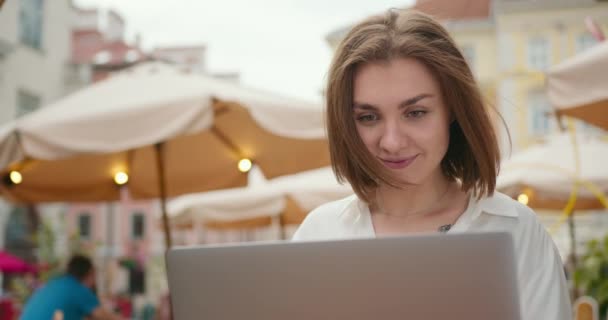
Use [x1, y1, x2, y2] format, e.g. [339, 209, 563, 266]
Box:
[75, 284, 101, 316]
[517, 211, 572, 320]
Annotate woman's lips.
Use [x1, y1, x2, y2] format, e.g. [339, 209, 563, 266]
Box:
[380, 155, 418, 169]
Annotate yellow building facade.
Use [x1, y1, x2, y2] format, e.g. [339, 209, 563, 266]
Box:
[494, 0, 608, 154]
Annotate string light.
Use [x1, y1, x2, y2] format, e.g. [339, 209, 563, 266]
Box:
[517, 193, 529, 205]
[114, 171, 129, 185]
[238, 159, 252, 173]
[9, 171, 22, 185]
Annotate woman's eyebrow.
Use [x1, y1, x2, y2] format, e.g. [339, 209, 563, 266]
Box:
[353, 93, 433, 110]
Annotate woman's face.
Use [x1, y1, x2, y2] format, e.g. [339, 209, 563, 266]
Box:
[352, 58, 451, 186]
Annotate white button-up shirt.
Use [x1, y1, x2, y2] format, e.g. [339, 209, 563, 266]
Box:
[292, 191, 572, 320]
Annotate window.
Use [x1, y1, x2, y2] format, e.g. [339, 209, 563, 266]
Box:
[498, 33, 515, 70]
[527, 37, 550, 70]
[78, 213, 92, 240]
[527, 91, 553, 136]
[19, 0, 44, 50]
[125, 50, 139, 63]
[576, 34, 597, 53]
[131, 213, 145, 239]
[460, 44, 476, 74]
[129, 268, 145, 294]
[93, 50, 111, 65]
[5, 207, 29, 248]
[4, 206, 36, 263]
[16, 89, 40, 118]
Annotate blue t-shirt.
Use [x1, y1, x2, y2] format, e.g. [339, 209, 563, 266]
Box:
[20, 275, 100, 320]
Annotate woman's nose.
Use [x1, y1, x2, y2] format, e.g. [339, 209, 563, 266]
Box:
[379, 121, 407, 153]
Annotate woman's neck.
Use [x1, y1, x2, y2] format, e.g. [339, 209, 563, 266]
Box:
[374, 172, 455, 219]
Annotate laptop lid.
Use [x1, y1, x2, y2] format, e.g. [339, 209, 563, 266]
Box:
[167, 231, 520, 320]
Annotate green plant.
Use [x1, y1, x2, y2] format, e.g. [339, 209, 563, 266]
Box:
[574, 234, 608, 318]
[36, 217, 63, 282]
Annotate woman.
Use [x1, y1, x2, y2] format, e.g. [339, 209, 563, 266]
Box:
[293, 9, 571, 320]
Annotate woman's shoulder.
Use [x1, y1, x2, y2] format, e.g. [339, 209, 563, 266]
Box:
[291, 194, 362, 241]
[476, 191, 538, 222]
[308, 194, 360, 218]
[477, 191, 555, 251]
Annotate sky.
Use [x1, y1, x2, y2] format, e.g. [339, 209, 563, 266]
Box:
[73, 0, 415, 103]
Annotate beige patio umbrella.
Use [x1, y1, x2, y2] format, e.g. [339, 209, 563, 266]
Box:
[0, 123, 21, 175]
[497, 133, 608, 271]
[0, 62, 330, 248]
[498, 134, 608, 208]
[167, 167, 353, 239]
[547, 41, 608, 130]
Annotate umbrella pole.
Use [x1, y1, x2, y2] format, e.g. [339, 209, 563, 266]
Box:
[568, 211, 577, 268]
[155, 143, 173, 250]
[280, 225, 286, 241]
[279, 219, 287, 241]
[103, 201, 116, 296]
[568, 210, 579, 300]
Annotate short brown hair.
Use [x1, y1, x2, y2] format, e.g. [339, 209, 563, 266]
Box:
[326, 9, 500, 203]
[67, 254, 94, 281]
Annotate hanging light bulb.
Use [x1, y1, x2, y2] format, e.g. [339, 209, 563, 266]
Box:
[517, 193, 529, 205]
[9, 171, 22, 185]
[238, 158, 252, 173]
[114, 171, 129, 185]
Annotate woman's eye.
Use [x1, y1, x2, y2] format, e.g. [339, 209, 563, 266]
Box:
[406, 110, 427, 118]
[356, 114, 378, 122]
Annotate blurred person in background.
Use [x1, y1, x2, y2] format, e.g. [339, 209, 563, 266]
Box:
[292, 9, 571, 320]
[20, 254, 124, 320]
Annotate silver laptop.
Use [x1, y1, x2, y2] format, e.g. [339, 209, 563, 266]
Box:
[167, 232, 520, 320]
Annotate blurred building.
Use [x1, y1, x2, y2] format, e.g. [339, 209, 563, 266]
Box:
[152, 45, 207, 73]
[0, 0, 72, 123]
[105, 9, 127, 42]
[0, 0, 73, 268]
[153, 45, 241, 82]
[69, 7, 147, 88]
[494, 0, 607, 152]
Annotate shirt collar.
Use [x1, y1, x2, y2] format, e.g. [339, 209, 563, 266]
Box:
[470, 192, 520, 221]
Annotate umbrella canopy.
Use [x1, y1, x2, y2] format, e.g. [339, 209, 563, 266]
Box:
[547, 41, 608, 130]
[167, 167, 352, 230]
[0, 62, 330, 248]
[0, 251, 36, 274]
[497, 133, 608, 210]
[0, 61, 329, 201]
[498, 133, 608, 273]
[0, 123, 21, 172]
[4, 62, 325, 162]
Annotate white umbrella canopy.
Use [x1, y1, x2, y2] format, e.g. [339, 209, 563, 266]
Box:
[547, 41, 608, 130]
[0, 61, 330, 248]
[168, 181, 286, 226]
[0, 123, 21, 175]
[497, 133, 608, 210]
[167, 167, 353, 229]
[0, 61, 329, 201]
[498, 133, 608, 272]
[3, 62, 324, 163]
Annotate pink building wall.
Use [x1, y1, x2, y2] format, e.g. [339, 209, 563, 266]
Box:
[65, 187, 158, 263]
